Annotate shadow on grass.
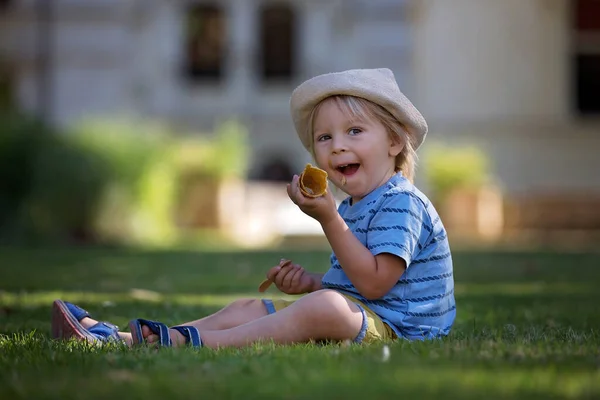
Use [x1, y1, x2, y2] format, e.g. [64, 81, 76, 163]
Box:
[1, 247, 599, 293]
[1, 328, 599, 400]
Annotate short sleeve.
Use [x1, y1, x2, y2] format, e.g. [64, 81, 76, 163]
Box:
[366, 191, 431, 266]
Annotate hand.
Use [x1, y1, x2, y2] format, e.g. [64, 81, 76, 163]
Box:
[265, 260, 318, 295]
[286, 174, 337, 225]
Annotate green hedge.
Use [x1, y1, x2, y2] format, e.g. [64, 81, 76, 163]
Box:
[422, 142, 492, 204]
[0, 113, 249, 247]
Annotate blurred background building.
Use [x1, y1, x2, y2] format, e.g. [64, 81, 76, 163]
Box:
[0, 0, 599, 247]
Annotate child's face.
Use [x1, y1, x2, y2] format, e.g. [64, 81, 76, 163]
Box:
[312, 99, 403, 202]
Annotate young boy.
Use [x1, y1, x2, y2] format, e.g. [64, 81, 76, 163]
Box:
[52, 68, 455, 347]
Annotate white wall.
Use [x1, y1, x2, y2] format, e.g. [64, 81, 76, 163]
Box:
[412, 0, 571, 124]
[409, 0, 600, 195]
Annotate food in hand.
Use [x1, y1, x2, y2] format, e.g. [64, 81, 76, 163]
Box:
[258, 259, 292, 292]
[299, 163, 328, 198]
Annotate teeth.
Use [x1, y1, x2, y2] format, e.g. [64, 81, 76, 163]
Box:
[339, 164, 349, 168]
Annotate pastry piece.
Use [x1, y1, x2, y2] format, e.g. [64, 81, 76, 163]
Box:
[258, 279, 273, 293]
[299, 163, 328, 198]
[258, 259, 292, 292]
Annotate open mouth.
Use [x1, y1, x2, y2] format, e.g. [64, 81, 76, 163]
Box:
[336, 163, 360, 176]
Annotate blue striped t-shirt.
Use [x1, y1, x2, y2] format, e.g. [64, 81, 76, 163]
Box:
[322, 173, 456, 340]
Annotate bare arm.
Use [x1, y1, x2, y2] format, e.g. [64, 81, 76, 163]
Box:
[320, 214, 406, 300]
[284, 175, 405, 299]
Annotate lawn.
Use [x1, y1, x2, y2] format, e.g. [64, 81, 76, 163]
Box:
[0, 246, 599, 399]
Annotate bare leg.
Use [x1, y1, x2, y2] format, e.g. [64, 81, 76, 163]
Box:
[143, 290, 364, 348]
[81, 298, 269, 347]
[178, 298, 269, 330]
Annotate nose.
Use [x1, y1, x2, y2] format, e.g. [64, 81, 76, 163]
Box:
[331, 134, 347, 154]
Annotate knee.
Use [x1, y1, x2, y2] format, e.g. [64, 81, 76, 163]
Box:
[309, 289, 348, 305]
[302, 290, 361, 325]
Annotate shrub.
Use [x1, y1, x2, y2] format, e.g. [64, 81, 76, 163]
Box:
[422, 142, 492, 203]
[0, 112, 91, 243]
[0, 113, 250, 247]
[67, 118, 179, 246]
[175, 119, 250, 180]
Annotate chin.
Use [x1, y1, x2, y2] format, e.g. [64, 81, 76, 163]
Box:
[346, 190, 365, 201]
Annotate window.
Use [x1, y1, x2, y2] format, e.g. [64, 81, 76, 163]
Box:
[258, 3, 296, 81]
[255, 156, 294, 182]
[0, 0, 13, 12]
[573, 0, 600, 114]
[184, 4, 225, 81]
[0, 60, 14, 112]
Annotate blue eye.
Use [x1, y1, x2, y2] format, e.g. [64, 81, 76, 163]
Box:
[317, 134, 331, 141]
[348, 128, 362, 135]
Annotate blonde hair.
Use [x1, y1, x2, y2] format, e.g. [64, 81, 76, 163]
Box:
[307, 95, 418, 182]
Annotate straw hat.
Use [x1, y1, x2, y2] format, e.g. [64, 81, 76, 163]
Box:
[290, 68, 428, 151]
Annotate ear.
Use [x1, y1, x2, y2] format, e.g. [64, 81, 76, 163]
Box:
[389, 136, 404, 158]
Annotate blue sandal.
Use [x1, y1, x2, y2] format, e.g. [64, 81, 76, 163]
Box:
[128, 319, 202, 348]
[52, 300, 121, 344]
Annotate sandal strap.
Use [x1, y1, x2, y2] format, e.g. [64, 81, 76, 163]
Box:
[171, 326, 202, 347]
[130, 319, 171, 347]
[64, 302, 90, 321]
[88, 321, 121, 342]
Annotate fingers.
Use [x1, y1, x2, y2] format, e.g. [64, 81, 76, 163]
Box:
[266, 265, 281, 282]
[262, 261, 307, 294]
[292, 175, 301, 198]
[274, 263, 294, 288]
[287, 175, 305, 205]
[279, 258, 292, 268]
[288, 265, 305, 291]
[265, 259, 293, 285]
[281, 264, 298, 288]
[278, 264, 304, 292]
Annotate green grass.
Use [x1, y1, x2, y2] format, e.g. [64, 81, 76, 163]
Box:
[1, 246, 599, 399]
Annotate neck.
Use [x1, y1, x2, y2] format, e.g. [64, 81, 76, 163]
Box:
[349, 170, 397, 205]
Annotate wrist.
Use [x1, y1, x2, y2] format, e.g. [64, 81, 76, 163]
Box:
[319, 212, 342, 231]
[310, 273, 322, 292]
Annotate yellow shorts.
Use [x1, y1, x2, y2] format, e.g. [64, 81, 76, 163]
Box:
[262, 293, 397, 344]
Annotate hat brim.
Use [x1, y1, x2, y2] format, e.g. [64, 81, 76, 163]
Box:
[290, 68, 428, 151]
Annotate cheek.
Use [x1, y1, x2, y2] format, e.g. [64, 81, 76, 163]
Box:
[312, 145, 327, 160]
[313, 153, 331, 171]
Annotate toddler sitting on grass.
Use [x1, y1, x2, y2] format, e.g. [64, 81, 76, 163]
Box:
[52, 68, 456, 348]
